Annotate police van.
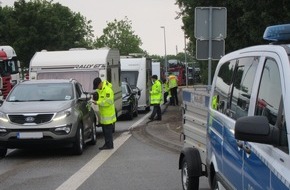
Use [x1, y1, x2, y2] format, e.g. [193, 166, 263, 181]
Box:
[179, 24, 290, 190]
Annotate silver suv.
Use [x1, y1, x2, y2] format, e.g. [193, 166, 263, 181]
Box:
[0, 79, 97, 157]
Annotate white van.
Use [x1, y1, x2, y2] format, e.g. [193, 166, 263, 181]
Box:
[120, 56, 152, 111]
[29, 48, 122, 123]
[179, 24, 290, 190]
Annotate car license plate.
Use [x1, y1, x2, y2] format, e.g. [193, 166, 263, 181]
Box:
[17, 132, 43, 139]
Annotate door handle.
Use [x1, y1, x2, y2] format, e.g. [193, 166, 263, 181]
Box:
[243, 145, 251, 154]
[236, 140, 243, 148]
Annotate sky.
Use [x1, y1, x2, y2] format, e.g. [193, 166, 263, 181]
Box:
[1, 0, 185, 56]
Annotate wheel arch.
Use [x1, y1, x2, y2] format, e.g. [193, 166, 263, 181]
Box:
[207, 152, 219, 188]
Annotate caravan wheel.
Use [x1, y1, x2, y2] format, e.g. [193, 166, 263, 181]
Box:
[181, 157, 199, 190]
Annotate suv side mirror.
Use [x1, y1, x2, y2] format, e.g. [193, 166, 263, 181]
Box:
[132, 87, 141, 96]
[235, 116, 279, 146]
[79, 93, 88, 101]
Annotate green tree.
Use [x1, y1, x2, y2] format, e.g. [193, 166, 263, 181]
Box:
[94, 17, 144, 56]
[175, 0, 290, 84]
[0, 0, 94, 67]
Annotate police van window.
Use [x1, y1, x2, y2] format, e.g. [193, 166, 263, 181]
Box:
[213, 60, 236, 114]
[254, 58, 288, 153]
[229, 57, 258, 119]
[255, 58, 281, 124]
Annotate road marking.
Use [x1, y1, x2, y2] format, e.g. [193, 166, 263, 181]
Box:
[129, 112, 151, 130]
[56, 132, 131, 190]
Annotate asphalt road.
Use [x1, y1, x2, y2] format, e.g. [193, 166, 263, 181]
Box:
[0, 91, 210, 190]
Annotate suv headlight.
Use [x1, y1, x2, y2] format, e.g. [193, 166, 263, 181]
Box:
[0, 111, 9, 122]
[53, 108, 72, 121]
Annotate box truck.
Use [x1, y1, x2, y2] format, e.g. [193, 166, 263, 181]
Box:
[0, 45, 21, 99]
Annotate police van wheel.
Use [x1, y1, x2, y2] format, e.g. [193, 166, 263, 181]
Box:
[0, 147, 7, 158]
[72, 124, 84, 155]
[181, 158, 199, 190]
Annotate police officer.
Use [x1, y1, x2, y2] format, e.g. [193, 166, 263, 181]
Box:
[93, 77, 116, 150]
[149, 75, 162, 121]
[168, 73, 179, 106]
[163, 78, 170, 105]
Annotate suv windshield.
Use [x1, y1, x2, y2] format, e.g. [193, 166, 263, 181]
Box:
[7, 83, 74, 102]
[121, 84, 128, 96]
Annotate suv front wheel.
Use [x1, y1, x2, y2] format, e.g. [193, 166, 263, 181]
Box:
[72, 123, 84, 155]
[0, 147, 7, 158]
[88, 122, 97, 145]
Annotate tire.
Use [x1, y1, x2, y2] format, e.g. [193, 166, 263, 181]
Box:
[145, 106, 151, 112]
[181, 158, 199, 190]
[133, 104, 138, 117]
[127, 106, 133, 120]
[133, 109, 138, 117]
[0, 147, 7, 158]
[88, 122, 97, 145]
[72, 124, 84, 155]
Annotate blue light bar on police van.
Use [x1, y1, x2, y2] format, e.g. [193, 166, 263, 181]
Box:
[263, 24, 290, 42]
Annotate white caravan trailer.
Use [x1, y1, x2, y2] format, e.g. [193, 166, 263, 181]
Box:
[152, 61, 161, 80]
[120, 56, 152, 111]
[29, 48, 122, 123]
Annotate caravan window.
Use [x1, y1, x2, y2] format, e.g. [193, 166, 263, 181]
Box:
[37, 71, 98, 92]
[121, 71, 139, 86]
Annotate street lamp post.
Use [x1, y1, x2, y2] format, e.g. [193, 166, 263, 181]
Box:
[161, 26, 167, 75]
[184, 33, 188, 87]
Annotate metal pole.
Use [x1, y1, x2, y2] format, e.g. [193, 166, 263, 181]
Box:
[208, 7, 213, 88]
[161, 26, 167, 74]
[184, 33, 188, 87]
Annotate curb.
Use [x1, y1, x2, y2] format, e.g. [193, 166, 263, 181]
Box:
[144, 100, 183, 152]
[144, 124, 183, 153]
[141, 88, 183, 152]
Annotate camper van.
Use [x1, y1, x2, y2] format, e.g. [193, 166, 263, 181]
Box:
[120, 56, 152, 111]
[29, 48, 122, 124]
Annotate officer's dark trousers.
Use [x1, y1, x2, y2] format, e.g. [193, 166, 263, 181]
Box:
[150, 104, 161, 120]
[101, 124, 114, 148]
[170, 87, 178, 106]
[163, 92, 168, 104]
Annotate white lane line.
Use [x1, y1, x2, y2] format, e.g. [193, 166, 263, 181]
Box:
[129, 111, 151, 130]
[56, 132, 131, 190]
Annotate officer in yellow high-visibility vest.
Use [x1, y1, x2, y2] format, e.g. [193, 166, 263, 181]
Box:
[149, 75, 162, 121]
[212, 94, 219, 110]
[93, 77, 116, 150]
[163, 79, 170, 105]
[168, 73, 179, 106]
